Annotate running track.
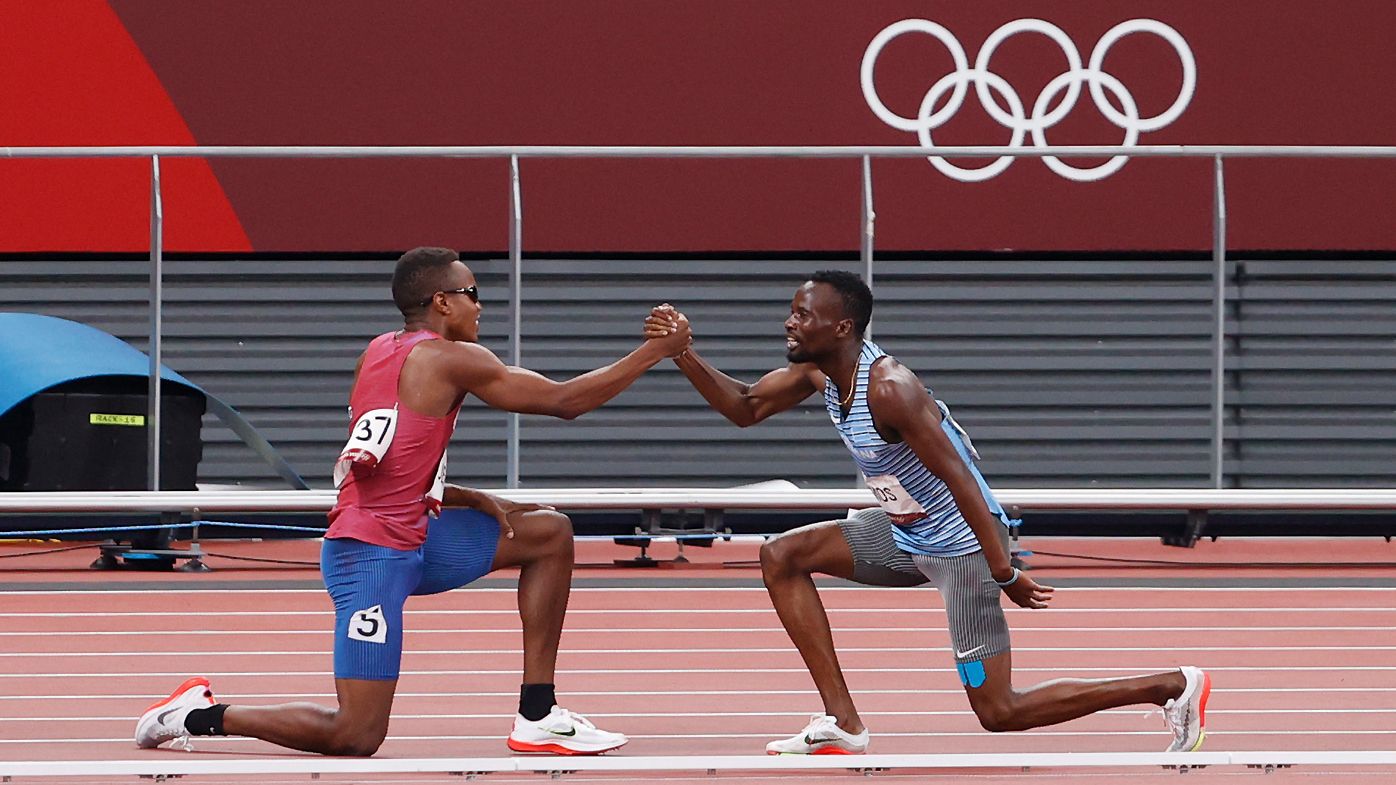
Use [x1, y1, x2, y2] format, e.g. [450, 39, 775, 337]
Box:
[1, 537, 1394, 784]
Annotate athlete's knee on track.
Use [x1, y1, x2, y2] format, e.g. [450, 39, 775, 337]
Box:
[324, 725, 387, 757]
[969, 695, 1018, 733]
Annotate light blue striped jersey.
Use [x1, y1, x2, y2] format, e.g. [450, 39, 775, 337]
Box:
[823, 340, 1011, 557]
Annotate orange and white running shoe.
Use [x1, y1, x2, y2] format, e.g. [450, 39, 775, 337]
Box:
[135, 677, 215, 749]
[765, 714, 869, 755]
[507, 706, 628, 755]
[1163, 666, 1211, 752]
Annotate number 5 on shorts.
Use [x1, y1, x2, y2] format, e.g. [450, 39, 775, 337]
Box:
[348, 604, 388, 644]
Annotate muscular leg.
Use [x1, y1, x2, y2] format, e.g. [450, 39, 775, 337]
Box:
[221, 678, 397, 756]
[759, 521, 863, 734]
[490, 509, 575, 683]
[206, 537, 416, 755]
[963, 651, 1186, 732]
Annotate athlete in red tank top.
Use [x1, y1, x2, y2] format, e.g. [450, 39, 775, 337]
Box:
[136, 247, 692, 757]
[327, 329, 458, 550]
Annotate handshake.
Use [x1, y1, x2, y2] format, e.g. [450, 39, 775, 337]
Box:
[642, 303, 693, 358]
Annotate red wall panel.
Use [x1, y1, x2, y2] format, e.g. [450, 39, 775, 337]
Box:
[3, 1, 1393, 252]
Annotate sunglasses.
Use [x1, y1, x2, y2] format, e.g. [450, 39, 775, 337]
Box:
[420, 285, 479, 306]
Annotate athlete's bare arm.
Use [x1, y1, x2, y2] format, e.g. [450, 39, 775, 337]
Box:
[441, 484, 555, 539]
[646, 307, 821, 426]
[864, 358, 1053, 609]
[672, 350, 822, 427]
[448, 323, 690, 419]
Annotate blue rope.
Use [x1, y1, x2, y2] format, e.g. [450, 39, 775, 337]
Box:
[0, 520, 331, 538]
[0, 522, 197, 538]
[192, 520, 329, 534]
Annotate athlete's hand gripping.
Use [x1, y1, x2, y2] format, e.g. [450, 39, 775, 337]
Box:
[999, 570, 1055, 609]
[444, 485, 556, 540]
[644, 303, 692, 357]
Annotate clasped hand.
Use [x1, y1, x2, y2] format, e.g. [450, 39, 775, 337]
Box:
[643, 303, 692, 357]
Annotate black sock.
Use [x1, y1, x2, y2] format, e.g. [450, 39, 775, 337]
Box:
[183, 704, 229, 736]
[519, 683, 557, 721]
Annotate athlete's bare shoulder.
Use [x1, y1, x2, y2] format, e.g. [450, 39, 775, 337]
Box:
[417, 338, 508, 385]
[866, 355, 931, 410]
[868, 354, 918, 385]
[404, 336, 491, 365]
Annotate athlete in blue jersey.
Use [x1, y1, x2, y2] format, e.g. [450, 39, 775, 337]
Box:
[652, 271, 1210, 755]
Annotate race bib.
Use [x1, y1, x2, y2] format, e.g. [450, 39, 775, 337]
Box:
[422, 412, 457, 517]
[937, 399, 981, 461]
[333, 406, 398, 488]
[347, 604, 388, 644]
[865, 474, 927, 524]
[424, 450, 448, 517]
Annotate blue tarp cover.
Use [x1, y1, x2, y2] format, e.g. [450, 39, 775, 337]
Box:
[0, 312, 308, 489]
[0, 313, 202, 418]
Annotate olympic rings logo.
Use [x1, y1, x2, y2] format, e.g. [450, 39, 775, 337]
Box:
[860, 18, 1196, 182]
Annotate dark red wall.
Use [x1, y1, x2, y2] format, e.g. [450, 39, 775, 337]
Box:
[4, 1, 1395, 252]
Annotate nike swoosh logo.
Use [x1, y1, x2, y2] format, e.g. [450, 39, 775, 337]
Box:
[955, 644, 988, 659]
[549, 727, 577, 737]
[804, 734, 841, 745]
[156, 707, 180, 725]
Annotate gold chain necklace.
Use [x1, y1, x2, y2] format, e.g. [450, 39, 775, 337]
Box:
[839, 361, 859, 408]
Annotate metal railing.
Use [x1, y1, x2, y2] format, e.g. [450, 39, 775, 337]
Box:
[7, 143, 1396, 490]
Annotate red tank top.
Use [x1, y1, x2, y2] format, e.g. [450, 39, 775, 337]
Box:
[326, 330, 461, 549]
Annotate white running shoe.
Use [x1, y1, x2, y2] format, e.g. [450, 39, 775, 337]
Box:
[507, 706, 628, 755]
[135, 677, 216, 749]
[1163, 666, 1211, 752]
[765, 714, 869, 755]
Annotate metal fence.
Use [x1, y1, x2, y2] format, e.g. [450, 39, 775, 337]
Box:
[6, 144, 1396, 490]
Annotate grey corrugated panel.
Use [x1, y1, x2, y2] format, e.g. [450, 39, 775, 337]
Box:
[1230, 260, 1396, 487]
[3, 253, 1389, 490]
[1234, 479, 1396, 489]
[1236, 442, 1396, 457]
[1239, 324, 1396, 336]
[1240, 335, 1396, 347]
[1236, 356, 1395, 371]
[1232, 424, 1396, 439]
[1233, 460, 1394, 477]
[1239, 259, 1396, 275]
[516, 455, 1215, 480]
[521, 284, 1222, 302]
[1236, 392, 1391, 406]
[529, 355, 1215, 373]
[616, 386, 1208, 407]
[1241, 301, 1396, 314]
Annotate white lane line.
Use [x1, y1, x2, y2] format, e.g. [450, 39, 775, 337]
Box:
[7, 607, 1396, 617]
[4, 625, 1392, 637]
[2, 686, 1388, 701]
[5, 729, 1395, 745]
[2, 586, 1393, 596]
[3, 645, 1393, 658]
[7, 708, 1396, 723]
[3, 665, 1395, 679]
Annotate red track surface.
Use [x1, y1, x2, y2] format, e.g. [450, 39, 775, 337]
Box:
[1, 536, 1393, 784]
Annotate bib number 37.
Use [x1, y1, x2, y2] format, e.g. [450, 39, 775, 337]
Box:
[333, 407, 399, 488]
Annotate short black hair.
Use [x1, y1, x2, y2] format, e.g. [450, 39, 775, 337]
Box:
[392, 247, 460, 316]
[809, 270, 873, 336]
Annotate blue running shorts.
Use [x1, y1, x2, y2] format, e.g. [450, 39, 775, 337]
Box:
[321, 509, 501, 680]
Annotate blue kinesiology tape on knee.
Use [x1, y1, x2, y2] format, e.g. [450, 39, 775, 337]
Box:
[956, 660, 987, 688]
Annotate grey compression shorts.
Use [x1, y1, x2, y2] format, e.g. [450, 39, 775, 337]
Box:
[837, 507, 1011, 665]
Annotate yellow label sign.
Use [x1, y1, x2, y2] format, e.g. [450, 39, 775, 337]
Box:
[90, 413, 145, 427]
